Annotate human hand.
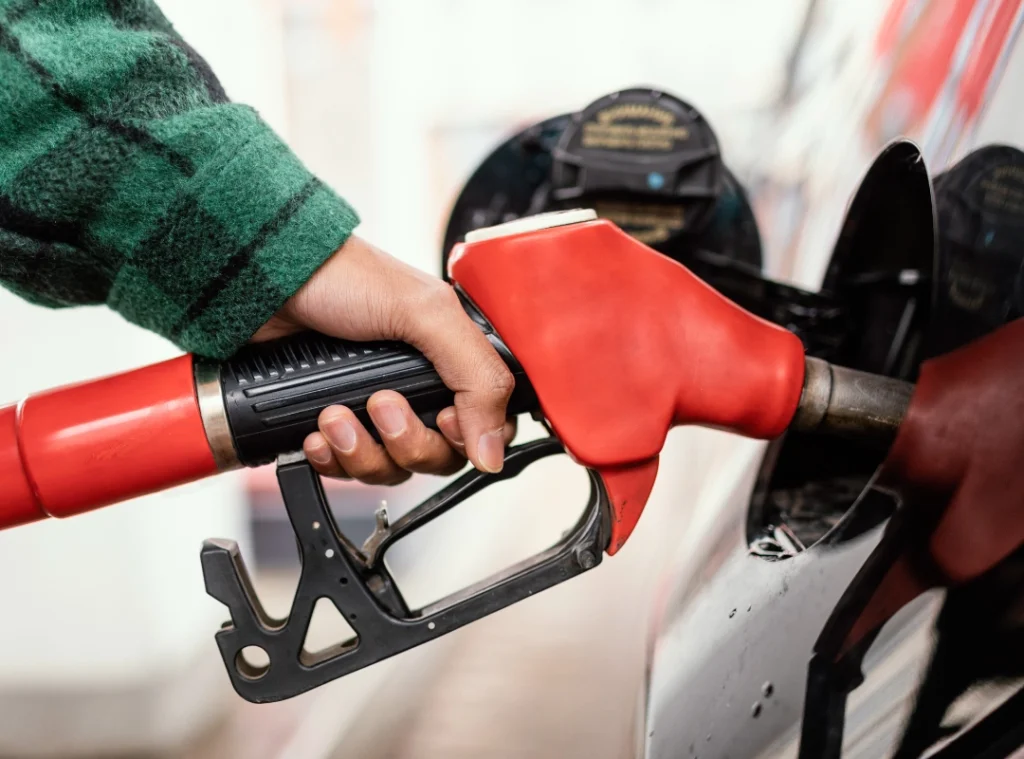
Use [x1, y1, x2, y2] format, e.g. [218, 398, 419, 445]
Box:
[252, 236, 516, 484]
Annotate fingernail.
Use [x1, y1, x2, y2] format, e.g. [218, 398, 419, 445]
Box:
[323, 415, 357, 453]
[370, 403, 406, 438]
[477, 429, 505, 473]
[308, 443, 333, 465]
[437, 410, 463, 444]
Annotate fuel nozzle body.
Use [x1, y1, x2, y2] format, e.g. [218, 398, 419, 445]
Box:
[0, 211, 911, 546]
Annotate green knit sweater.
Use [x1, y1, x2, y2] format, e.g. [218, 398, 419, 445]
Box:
[0, 0, 359, 358]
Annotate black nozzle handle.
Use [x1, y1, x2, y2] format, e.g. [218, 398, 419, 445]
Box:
[210, 307, 538, 468]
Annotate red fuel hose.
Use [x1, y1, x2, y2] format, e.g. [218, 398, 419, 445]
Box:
[0, 355, 218, 529]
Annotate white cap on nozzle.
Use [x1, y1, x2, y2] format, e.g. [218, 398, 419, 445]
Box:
[463, 208, 598, 243]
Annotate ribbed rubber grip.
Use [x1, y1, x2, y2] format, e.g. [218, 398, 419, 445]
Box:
[221, 323, 538, 467]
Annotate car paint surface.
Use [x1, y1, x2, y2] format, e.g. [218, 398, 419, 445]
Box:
[643, 2, 1024, 757]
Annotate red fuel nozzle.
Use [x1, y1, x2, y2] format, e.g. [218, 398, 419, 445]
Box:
[451, 218, 806, 462]
[449, 216, 807, 551]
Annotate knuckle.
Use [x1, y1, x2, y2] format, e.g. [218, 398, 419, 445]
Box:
[415, 279, 457, 315]
[342, 448, 410, 486]
[429, 280, 461, 309]
[438, 455, 468, 477]
[343, 451, 385, 478]
[309, 461, 332, 477]
[390, 439, 432, 469]
[366, 469, 411, 487]
[359, 470, 394, 486]
[486, 363, 516, 400]
[390, 280, 457, 340]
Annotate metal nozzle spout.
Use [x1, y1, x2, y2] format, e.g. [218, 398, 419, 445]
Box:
[791, 357, 913, 446]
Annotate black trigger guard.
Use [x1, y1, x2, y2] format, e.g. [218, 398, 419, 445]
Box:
[201, 437, 611, 703]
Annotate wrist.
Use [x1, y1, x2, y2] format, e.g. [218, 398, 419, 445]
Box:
[249, 240, 352, 344]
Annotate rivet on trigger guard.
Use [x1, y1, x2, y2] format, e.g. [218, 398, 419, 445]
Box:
[575, 548, 597, 570]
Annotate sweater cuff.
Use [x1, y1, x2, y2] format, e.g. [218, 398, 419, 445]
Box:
[108, 109, 359, 359]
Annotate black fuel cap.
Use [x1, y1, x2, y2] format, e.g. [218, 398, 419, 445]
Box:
[550, 88, 724, 244]
[441, 87, 760, 276]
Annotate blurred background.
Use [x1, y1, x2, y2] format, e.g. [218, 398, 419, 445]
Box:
[0, 0, 1020, 757]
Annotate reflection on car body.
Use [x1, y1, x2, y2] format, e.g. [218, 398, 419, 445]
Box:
[642, 3, 1024, 755]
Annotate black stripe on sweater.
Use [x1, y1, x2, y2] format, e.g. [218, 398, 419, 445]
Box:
[170, 178, 324, 339]
[0, 21, 196, 177]
[168, 38, 228, 103]
[104, 0, 227, 103]
[2, 0, 43, 26]
[0, 191, 123, 272]
[0, 191, 82, 247]
[105, 0, 174, 32]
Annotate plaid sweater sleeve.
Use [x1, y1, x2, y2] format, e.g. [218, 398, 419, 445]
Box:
[0, 0, 359, 358]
